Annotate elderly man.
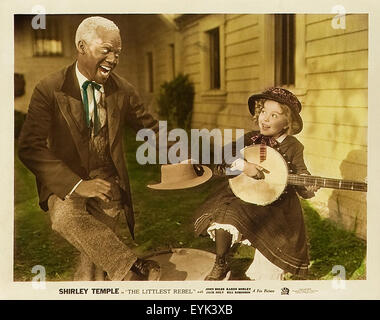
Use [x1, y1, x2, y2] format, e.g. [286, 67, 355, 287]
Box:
[18, 16, 162, 281]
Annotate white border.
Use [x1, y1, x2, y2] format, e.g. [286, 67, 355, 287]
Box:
[1, 0, 379, 300]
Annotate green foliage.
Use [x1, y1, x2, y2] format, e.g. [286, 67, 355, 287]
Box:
[157, 74, 195, 130]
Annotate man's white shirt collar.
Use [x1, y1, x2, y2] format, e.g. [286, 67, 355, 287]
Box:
[75, 62, 104, 117]
[75, 62, 104, 94]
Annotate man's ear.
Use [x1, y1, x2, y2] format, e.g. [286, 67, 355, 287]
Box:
[77, 40, 86, 55]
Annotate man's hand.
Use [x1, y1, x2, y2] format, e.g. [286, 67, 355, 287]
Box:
[74, 179, 112, 202]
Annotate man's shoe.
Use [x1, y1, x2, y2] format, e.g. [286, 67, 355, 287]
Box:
[131, 258, 161, 280]
[205, 255, 231, 281]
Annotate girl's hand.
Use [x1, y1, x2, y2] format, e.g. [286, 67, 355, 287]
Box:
[243, 160, 259, 177]
[230, 158, 261, 178]
[299, 174, 320, 193]
[305, 185, 320, 193]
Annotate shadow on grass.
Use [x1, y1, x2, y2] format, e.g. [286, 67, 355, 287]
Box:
[300, 200, 366, 280]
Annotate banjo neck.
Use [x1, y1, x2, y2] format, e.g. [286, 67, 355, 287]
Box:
[287, 174, 367, 192]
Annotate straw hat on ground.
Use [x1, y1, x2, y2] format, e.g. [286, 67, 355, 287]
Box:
[147, 161, 212, 190]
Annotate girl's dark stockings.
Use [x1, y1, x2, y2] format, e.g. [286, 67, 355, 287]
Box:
[215, 229, 233, 258]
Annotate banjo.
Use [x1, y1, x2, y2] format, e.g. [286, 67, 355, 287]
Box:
[228, 144, 367, 206]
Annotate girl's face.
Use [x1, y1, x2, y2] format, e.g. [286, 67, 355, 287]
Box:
[258, 100, 289, 138]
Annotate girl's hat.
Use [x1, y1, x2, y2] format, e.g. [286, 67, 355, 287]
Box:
[248, 87, 303, 134]
[147, 162, 212, 190]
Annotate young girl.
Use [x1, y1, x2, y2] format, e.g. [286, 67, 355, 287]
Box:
[194, 87, 318, 280]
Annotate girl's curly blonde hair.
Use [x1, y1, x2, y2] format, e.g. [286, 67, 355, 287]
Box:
[252, 99, 300, 135]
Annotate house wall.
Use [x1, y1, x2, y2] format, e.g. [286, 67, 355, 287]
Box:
[187, 14, 261, 132]
[299, 14, 368, 239]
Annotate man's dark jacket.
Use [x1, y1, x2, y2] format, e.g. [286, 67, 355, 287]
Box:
[18, 62, 159, 238]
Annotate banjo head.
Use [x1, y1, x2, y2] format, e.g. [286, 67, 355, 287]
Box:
[228, 145, 288, 205]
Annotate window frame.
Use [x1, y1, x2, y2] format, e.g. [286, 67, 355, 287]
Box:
[146, 51, 154, 93]
[199, 15, 226, 97]
[207, 27, 221, 90]
[169, 42, 176, 80]
[261, 14, 306, 95]
[32, 17, 63, 57]
[274, 13, 296, 87]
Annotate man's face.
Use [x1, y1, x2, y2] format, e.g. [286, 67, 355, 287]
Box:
[78, 26, 122, 84]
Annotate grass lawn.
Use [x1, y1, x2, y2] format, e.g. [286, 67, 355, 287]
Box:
[14, 128, 366, 281]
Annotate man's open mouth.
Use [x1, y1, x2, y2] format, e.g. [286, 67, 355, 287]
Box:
[99, 65, 111, 76]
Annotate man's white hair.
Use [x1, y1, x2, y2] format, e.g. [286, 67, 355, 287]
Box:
[75, 16, 120, 48]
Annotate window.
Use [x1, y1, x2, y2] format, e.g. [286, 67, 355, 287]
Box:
[207, 27, 220, 89]
[199, 15, 225, 95]
[169, 43, 175, 79]
[147, 51, 154, 92]
[32, 18, 63, 56]
[274, 14, 295, 86]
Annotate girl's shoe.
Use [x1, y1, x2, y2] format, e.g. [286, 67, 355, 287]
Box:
[205, 255, 231, 280]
